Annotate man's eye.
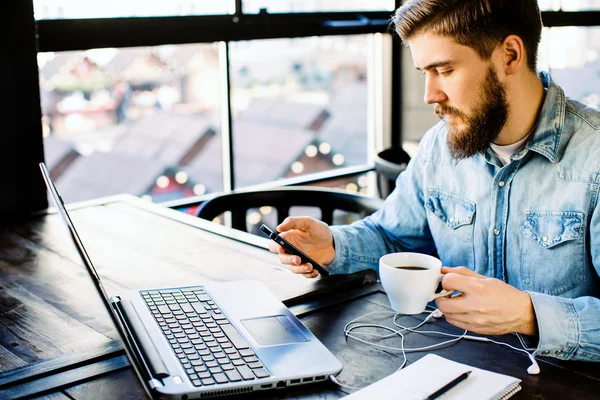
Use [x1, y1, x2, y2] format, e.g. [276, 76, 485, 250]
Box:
[439, 70, 453, 77]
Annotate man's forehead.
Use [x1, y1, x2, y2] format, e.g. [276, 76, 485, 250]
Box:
[408, 33, 475, 69]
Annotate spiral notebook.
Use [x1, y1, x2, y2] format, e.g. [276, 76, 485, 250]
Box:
[344, 354, 521, 400]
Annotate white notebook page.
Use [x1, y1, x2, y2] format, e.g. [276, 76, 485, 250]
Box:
[344, 354, 521, 400]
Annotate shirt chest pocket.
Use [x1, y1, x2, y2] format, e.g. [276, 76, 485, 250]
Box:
[425, 189, 476, 243]
[520, 211, 585, 295]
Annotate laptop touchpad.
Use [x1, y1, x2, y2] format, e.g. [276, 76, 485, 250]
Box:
[241, 316, 308, 346]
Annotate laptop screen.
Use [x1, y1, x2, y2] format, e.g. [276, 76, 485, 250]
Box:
[38, 162, 155, 396]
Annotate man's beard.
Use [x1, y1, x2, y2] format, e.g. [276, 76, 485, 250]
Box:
[434, 66, 509, 160]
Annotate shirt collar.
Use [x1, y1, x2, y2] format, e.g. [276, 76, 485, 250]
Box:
[515, 71, 566, 163]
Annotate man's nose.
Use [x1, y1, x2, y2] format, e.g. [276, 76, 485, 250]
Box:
[423, 77, 447, 105]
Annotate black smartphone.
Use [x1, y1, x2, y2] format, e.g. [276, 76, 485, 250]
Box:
[259, 224, 329, 277]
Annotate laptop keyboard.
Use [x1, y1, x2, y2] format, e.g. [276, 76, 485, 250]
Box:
[141, 287, 271, 387]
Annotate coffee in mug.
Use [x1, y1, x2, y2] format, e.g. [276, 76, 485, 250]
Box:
[380, 252, 450, 314]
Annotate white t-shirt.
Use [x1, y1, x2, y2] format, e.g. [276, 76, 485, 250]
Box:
[489, 133, 530, 166]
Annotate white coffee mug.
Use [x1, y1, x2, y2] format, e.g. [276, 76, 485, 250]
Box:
[379, 252, 450, 315]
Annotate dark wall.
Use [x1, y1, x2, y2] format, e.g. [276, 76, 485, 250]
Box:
[0, 0, 47, 217]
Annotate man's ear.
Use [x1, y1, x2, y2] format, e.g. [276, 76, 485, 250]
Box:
[500, 35, 525, 75]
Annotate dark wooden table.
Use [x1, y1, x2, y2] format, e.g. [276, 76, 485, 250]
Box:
[1, 194, 599, 399]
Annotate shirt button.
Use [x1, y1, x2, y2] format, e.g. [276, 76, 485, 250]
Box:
[449, 217, 455, 223]
[542, 350, 550, 355]
[493, 229, 500, 236]
[498, 181, 505, 187]
[543, 236, 548, 242]
[556, 349, 563, 355]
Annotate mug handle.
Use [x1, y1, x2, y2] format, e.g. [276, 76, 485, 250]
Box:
[429, 274, 452, 301]
[430, 289, 452, 301]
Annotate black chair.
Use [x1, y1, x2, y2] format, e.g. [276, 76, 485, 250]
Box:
[195, 186, 384, 233]
[374, 147, 411, 198]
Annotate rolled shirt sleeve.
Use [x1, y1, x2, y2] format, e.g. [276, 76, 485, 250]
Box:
[527, 292, 600, 361]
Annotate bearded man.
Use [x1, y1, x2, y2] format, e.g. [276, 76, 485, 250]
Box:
[269, 0, 600, 362]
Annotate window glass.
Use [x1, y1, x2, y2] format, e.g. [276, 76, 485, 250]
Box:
[539, 27, 600, 108]
[244, 0, 395, 13]
[33, 0, 235, 20]
[538, 0, 600, 11]
[229, 35, 370, 189]
[400, 45, 438, 153]
[40, 44, 222, 203]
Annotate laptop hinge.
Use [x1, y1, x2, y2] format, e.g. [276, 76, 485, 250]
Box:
[111, 296, 169, 386]
[148, 378, 164, 390]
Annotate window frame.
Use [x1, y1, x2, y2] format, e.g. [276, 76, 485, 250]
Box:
[6, 0, 600, 215]
[36, 5, 403, 205]
[37, 11, 396, 51]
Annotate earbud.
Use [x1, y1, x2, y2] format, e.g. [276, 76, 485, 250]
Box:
[423, 309, 444, 322]
[462, 336, 539, 374]
[427, 314, 540, 375]
[527, 354, 540, 375]
[344, 309, 543, 380]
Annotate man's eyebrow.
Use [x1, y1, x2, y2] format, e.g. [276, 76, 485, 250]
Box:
[415, 60, 453, 71]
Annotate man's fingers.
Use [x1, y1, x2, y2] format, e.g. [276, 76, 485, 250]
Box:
[302, 270, 319, 279]
[277, 216, 315, 233]
[268, 241, 284, 254]
[441, 266, 482, 278]
[279, 253, 301, 266]
[289, 262, 314, 275]
[435, 294, 469, 315]
[441, 272, 480, 292]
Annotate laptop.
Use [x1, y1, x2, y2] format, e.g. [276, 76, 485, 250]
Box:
[39, 162, 343, 399]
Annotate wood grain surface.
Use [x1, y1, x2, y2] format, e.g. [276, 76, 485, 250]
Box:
[1, 194, 599, 399]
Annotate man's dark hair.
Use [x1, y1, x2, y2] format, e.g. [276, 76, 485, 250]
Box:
[392, 0, 542, 71]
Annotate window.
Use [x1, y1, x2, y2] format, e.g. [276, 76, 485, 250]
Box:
[539, 0, 600, 11]
[400, 44, 438, 156]
[33, 0, 235, 19]
[229, 35, 370, 188]
[34, 1, 393, 205]
[539, 27, 600, 108]
[40, 44, 222, 203]
[25, 2, 600, 211]
[243, 0, 395, 13]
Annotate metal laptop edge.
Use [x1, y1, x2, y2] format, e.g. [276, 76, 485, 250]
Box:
[39, 162, 343, 399]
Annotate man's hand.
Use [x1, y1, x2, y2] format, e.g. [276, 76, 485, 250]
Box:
[267, 217, 336, 279]
[435, 267, 538, 336]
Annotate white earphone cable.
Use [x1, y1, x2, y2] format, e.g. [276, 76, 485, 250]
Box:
[330, 308, 540, 391]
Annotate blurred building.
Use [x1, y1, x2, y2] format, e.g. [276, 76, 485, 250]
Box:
[41, 37, 371, 203]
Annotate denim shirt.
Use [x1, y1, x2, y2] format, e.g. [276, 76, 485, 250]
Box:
[329, 72, 600, 362]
